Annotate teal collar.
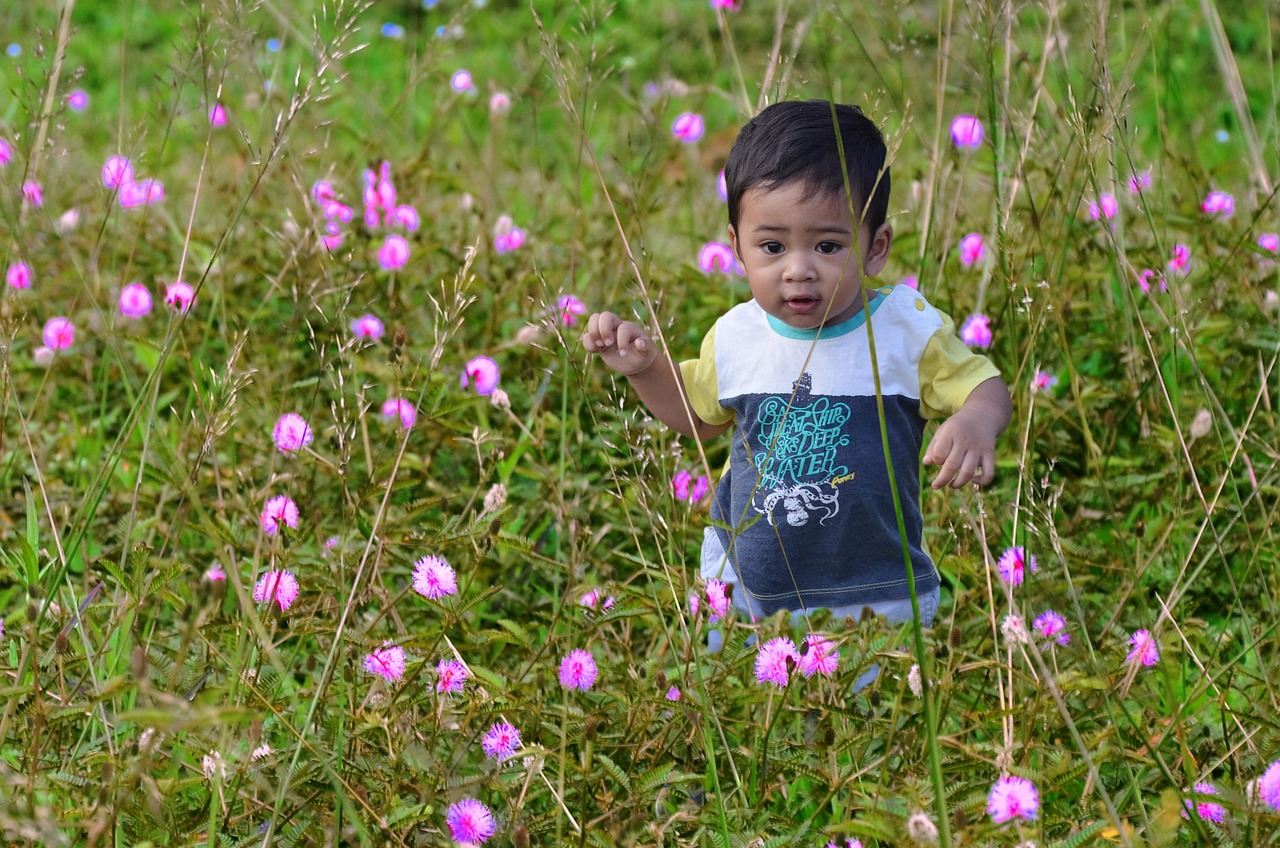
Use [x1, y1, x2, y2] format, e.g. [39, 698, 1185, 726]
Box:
[764, 287, 890, 340]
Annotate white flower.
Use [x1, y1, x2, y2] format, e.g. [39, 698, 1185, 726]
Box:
[1001, 614, 1029, 645]
[907, 663, 922, 697]
[251, 743, 272, 761]
[202, 751, 227, 781]
[483, 483, 507, 513]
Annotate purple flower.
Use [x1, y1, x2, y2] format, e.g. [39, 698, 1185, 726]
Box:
[717, 169, 727, 201]
[260, 495, 300, 535]
[687, 592, 700, 617]
[165, 281, 195, 312]
[672, 112, 705, 143]
[461, 356, 500, 395]
[1033, 610, 1069, 645]
[557, 294, 586, 326]
[559, 648, 598, 690]
[754, 637, 799, 688]
[987, 775, 1038, 823]
[705, 579, 730, 621]
[377, 235, 410, 270]
[1137, 268, 1166, 294]
[1031, 371, 1058, 394]
[1202, 190, 1234, 217]
[1168, 244, 1191, 275]
[1127, 629, 1159, 666]
[450, 69, 475, 93]
[1181, 782, 1224, 823]
[253, 569, 300, 611]
[119, 178, 164, 207]
[381, 398, 416, 429]
[481, 722, 521, 761]
[7, 261, 31, 290]
[996, 546, 1036, 585]
[900, 274, 919, 289]
[436, 659, 467, 694]
[798, 633, 839, 678]
[102, 156, 133, 189]
[412, 555, 457, 600]
[364, 645, 406, 682]
[0, 138, 10, 166]
[272, 413, 313, 453]
[43, 317, 75, 350]
[1128, 170, 1151, 194]
[1259, 233, 1280, 254]
[351, 314, 384, 340]
[959, 233, 986, 266]
[209, 103, 228, 126]
[950, 114, 984, 149]
[446, 798, 495, 844]
[1088, 194, 1118, 221]
[666, 685, 681, 701]
[119, 283, 153, 318]
[22, 181, 43, 207]
[66, 89, 89, 111]
[699, 241, 738, 274]
[960, 314, 992, 348]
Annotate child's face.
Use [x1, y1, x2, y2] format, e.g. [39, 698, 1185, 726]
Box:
[728, 181, 892, 330]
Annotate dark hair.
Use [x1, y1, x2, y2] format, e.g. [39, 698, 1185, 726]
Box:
[724, 100, 890, 233]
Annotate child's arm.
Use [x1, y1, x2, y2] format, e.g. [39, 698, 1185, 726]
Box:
[922, 376, 1012, 490]
[582, 311, 731, 441]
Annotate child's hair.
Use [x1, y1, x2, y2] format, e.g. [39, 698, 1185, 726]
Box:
[724, 100, 890, 234]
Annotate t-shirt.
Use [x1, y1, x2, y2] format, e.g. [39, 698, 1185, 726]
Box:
[679, 284, 1000, 615]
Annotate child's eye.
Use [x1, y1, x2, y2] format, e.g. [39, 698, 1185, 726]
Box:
[816, 241, 842, 255]
[761, 241, 785, 255]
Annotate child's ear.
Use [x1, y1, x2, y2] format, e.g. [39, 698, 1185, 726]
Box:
[863, 223, 893, 276]
[728, 224, 742, 263]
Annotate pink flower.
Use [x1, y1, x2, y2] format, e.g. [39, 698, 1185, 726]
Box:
[119, 178, 164, 207]
[377, 235, 410, 270]
[559, 648, 598, 690]
[557, 294, 586, 326]
[204, 564, 226, 582]
[826, 840, 863, 848]
[7, 261, 31, 289]
[1033, 610, 1069, 645]
[666, 685, 681, 701]
[364, 645, 406, 682]
[690, 475, 709, 502]
[1088, 194, 1118, 221]
[705, 579, 730, 621]
[436, 659, 467, 694]
[33, 346, 54, 367]
[494, 226, 526, 253]
[699, 241, 737, 273]
[754, 637, 799, 687]
[446, 799, 495, 845]
[1031, 371, 1058, 394]
[798, 633, 839, 678]
[687, 592, 700, 617]
[102, 155, 133, 189]
[489, 91, 512, 114]
[389, 205, 419, 230]
[272, 413, 313, 452]
[987, 775, 1038, 823]
[351, 314, 384, 340]
[461, 356, 500, 395]
[381, 398, 417, 429]
[717, 169, 727, 201]
[960, 314, 992, 348]
[413, 554, 457, 599]
[1168, 244, 1191, 275]
[672, 470, 692, 499]
[208, 103, 228, 126]
[43, 317, 75, 350]
[1127, 629, 1159, 666]
[450, 69, 475, 93]
[949, 114, 984, 149]
[1259, 233, 1280, 254]
[0, 138, 12, 166]
[253, 569, 300, 611]
[710, 0, 742, 9]
[1180, 782, 1224, 823]
[165, 281, 195, 312]
[22, 181, 43, 207]
[260, 495, 300, 535]
[312, 180, 336, 202]
[67, 89, 89, 111]
[672, 112, 705, 143]
[900, 274, 919, 289]
[1202, 190, 1234, 217]
[1137, 268, 1166, 294]
[996, 546, 1036, 585]
[119, 283, 153, 318]
[481, 721, 521, 761]
[959, 233, 986, 266]
[1259, 760, 1280, 811]
[579, 589, 600, 608]
[1128, 170, 1151, 194]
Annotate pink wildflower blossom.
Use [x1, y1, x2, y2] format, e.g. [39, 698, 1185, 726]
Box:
[381, 398, 417, 429]
[1181, 782, 1224, 823]
[260, 495, 299, 535]
[102, 155, 133, 189]
[559, 648, 598, 690]
[450, 69, 475, 93]
[987, 775, 1039, 823]
[1168, 244, 1191, 276]
[446, 799, 495, 845]
[208, 103, 228, 126]
[272, 413, 313, 452]
[43, 317, 75, 350]
[7, 261, 31, 289]
[1032, 371, 1058, 394]
[389, 204, 420, 230]
[950, 114, 984, 149]
[1202, 190, 1234, 217]
[204, 564, 226, 582]
[557, 294, 586, 326]
[705, 579, 730, 621]
[699, 241, 737, 273]
[755, 637, 800, 688]
[351, 314, 384, 340]
[164, 281, 195, 312]
[717, 169, 728, 201]
[672, 112, 705, 143]
[364, 645, 406, 682]
[959, 232, 986, 266]
[798, 633, 839, 678]
[481, 721, 521, 761]
[666, 685, 681, 701]
[710, 0, 742, 9]
[489, 91, 512, 114]
[900, 274, 919, 289]
[461, 356, 500, 395]
[377, 235, 410, 270]
[1088, 194, 1119, 221]
[253, 569, 300, 611]
[688, 592, 700, 617]
[0, 138, 12, 166]
[826, 840, 864, 848]
[119, 283, 153, 318]
[1137, 268, 1166, 294]
[1258, 760, 1280, 811]
[67, 89, 89, 111]
[413, 554, 457, 600]
[1127, 629, 1159, 666]
[22, 181, 43, 206]
[1259, 234, 1280, 253]
[1033, 610, 1069, 645]
[119, 178, 164, 207]
[436, 659, 467, 693]
[996, 546, 1037, 585]
[960, 314, 992, 348]
[1128, 170, 1152, 194]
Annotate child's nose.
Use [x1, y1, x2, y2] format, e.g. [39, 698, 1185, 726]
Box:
[783, 254, 817, 281]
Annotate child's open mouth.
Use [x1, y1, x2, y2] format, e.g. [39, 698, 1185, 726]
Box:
[785, 296, 819, 313]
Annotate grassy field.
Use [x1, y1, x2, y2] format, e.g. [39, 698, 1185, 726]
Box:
[1, 0, 1279, 845]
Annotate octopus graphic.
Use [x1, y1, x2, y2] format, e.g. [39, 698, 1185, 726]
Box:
[761, 482, 840, 527]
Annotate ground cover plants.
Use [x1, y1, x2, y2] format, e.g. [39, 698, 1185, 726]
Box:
[1, 0, 1279, 845]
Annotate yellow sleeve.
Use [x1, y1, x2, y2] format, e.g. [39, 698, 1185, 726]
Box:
[918, 310, 1002, 420]
[677, 324, 734, 426]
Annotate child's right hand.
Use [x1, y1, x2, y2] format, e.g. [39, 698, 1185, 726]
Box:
[582, 311, 658, 376]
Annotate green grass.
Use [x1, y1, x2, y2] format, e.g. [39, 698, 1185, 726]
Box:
[1, 0, 1280, 845]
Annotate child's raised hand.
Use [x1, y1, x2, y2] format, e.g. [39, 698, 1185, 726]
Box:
[582, 311, 658, 376]
[923, 409, 998, 489]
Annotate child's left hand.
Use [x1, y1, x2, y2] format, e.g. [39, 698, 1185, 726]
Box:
[923, 376, 1012, 489]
